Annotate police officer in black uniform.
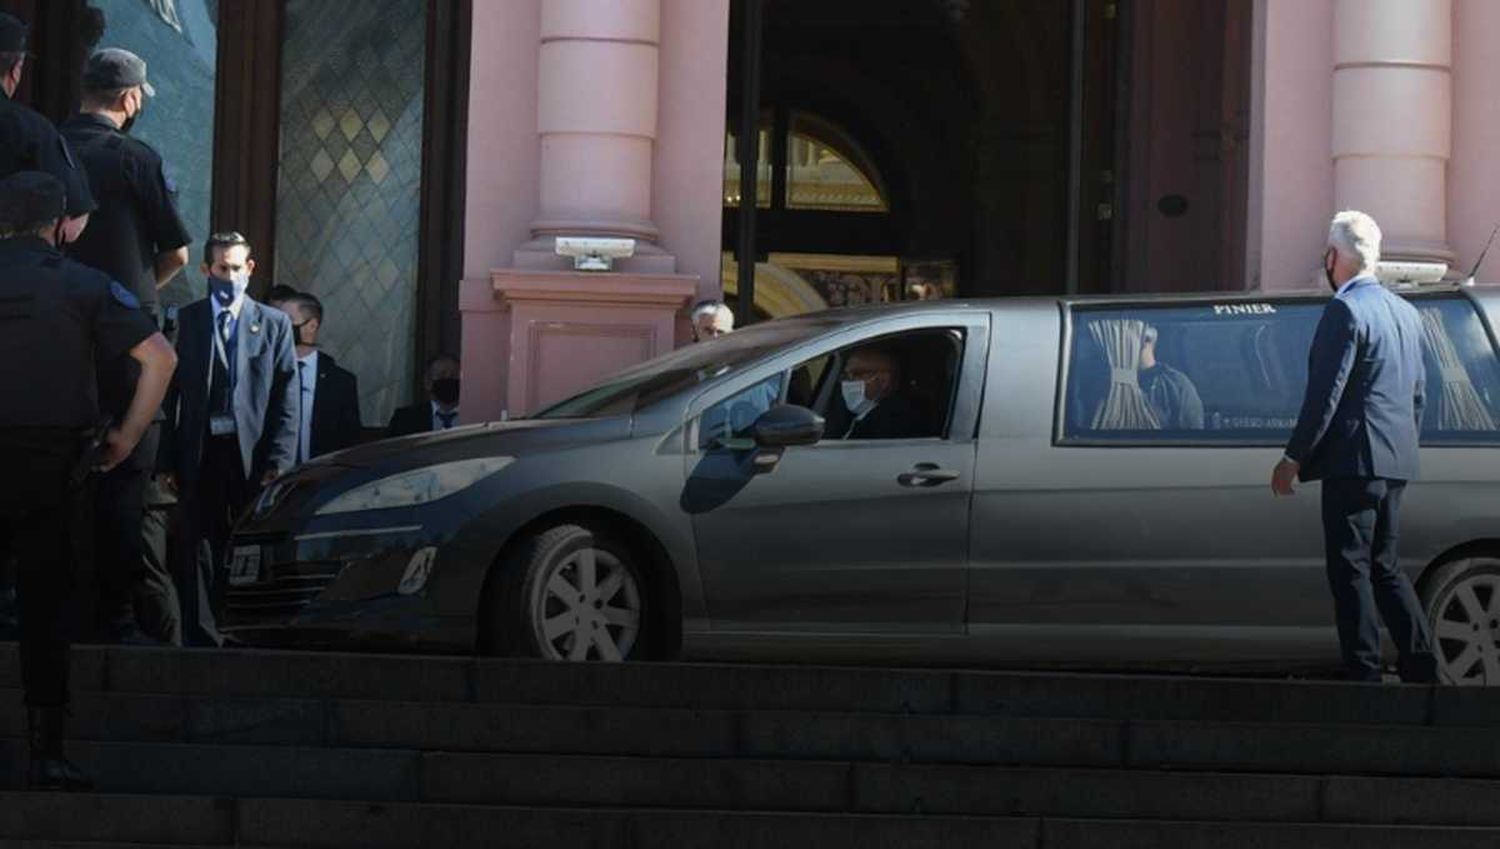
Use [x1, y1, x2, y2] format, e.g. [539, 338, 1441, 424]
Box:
[0, 11, 96, 637]
[0, 12, 94, 231]
[63, 47, 191, 644]
[0, 172, 176, 790]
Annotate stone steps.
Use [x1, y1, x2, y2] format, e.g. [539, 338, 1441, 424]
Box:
[3, 644, 1499, 846]
[10, 644, 1494, 723]
[7, 794, 1500, 849]
[6, 742, 1500, 826]
[4, 692, 1499, 777]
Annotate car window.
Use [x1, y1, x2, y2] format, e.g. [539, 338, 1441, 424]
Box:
[1415, 296, 1500, 443]
[534, 316, 841, 419]
[1064, 301, 1321, 443]
[1061, 295, 1500, 445]
[698, 374, 784, 449]
[810, 329, 964, 442]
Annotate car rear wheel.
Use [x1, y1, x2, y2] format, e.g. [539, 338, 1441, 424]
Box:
[1422, 557, 1500, 686]
[488, 523, 647, 661]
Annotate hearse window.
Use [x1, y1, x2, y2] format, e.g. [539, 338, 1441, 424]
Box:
[1065, 302, 1323, 443]
[1063, 296, 1500, 445]
[1416, 297, 1500, 443]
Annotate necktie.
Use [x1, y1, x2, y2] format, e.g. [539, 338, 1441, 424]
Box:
[437, 410, 457, 430]
[216, 310, 232, 348]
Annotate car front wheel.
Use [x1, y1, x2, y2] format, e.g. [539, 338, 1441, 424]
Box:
[487, 523, 647, 662]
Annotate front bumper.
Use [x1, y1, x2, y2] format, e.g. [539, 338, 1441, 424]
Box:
[220, 525, 463, 650]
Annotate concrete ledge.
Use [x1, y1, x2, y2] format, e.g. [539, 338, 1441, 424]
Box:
[0, 793, 234, 844]
[952, 671, 1433, 725]
[237, 799, 1040, 849]
[1129, 720, 1500, 777]
[474, 659, 955, 713]
[1041, 818, 1500, 849]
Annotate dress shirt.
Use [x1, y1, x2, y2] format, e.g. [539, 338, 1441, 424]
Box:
[296, 349, 319, 462]
[431, 401, 459, 431]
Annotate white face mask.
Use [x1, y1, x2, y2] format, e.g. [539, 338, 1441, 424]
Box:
[841, 379, 870, 414]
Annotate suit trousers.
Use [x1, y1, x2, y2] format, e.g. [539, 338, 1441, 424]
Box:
[0, 429, 79, 708]
[1320, 478, 1438, 682]
[176, 434, 251, 647]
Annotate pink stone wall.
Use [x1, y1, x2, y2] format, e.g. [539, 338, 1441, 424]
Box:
[1249, 0, 1335, 292]
[460, 0, 729, 422]
[459, 0, 542, 421]
[653, 0, 733, 315]
[1450, 0, 1500, 280]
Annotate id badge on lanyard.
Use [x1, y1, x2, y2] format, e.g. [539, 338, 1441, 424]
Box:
[210, 315, 237, 437]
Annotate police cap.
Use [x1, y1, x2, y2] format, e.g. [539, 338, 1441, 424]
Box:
[0, 11, 27, 53]
[82, 47, 155, 97]
[0, 171, 66, 232]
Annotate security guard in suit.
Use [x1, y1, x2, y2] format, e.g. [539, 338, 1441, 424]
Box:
[62, 47, 192, 644]
[0, 172, 176, 789]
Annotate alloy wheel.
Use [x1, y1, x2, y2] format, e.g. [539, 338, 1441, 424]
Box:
[1433, 572, 1500, 685]
[532, 546, 642, 661]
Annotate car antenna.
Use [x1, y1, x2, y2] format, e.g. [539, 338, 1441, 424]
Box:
[1462, 223, 1500, 287]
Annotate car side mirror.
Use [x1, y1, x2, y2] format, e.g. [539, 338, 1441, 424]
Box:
[752, 404, 825, 448]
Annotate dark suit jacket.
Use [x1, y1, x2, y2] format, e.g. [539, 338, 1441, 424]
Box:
[1285, 276, 1425, 482]
[160, 298, 299, 490]
[846, 392, 930, 440]
[309, 352, 362, 458]
[388, 402, 434, 438]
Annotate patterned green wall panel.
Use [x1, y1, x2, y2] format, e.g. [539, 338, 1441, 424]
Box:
[275, 0, 425, 425]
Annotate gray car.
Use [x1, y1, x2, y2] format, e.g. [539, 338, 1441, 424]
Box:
[225, 286, 1500, 684]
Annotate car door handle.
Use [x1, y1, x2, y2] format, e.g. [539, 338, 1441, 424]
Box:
[898, 463, 961, 488]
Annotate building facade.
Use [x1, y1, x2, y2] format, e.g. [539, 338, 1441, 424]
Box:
[6, 0, 1494, 426]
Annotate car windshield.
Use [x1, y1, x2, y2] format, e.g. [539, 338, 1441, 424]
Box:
[533, 316, 844, 419]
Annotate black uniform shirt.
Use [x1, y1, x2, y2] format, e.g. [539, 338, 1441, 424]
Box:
[0, 94, 95, 218]
[60, 113, 190, 311]
[0, 236, 157, 429]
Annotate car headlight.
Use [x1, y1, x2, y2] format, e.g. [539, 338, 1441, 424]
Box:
[315, 457, 514, 516]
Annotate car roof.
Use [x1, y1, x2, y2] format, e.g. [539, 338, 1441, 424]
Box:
[795, 283, 1500, 324]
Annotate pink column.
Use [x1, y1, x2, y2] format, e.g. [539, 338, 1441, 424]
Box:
[1332, 0, 1453, 266]
[513, 0, 674, 272]
[465, 0, 701, 420]
[1448, 0, 1500, 280]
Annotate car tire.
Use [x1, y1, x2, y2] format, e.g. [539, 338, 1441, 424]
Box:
[486, 523, 649, 662]
[1420, 556, 1500, 686]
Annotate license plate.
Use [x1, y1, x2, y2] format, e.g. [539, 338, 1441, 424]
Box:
[228, 546, 262, 586]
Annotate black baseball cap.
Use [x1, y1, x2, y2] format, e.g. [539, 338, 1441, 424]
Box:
[0, 12, 28, 54]
[82, 47, 155, 96]
[0, 171, 66, 231]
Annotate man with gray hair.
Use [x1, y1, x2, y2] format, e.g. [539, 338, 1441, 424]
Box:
[1272, 210, 1438, 683]
[691, 300, 735, 342]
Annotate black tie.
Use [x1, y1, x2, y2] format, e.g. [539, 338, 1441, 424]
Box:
[437, 410, 457, 430]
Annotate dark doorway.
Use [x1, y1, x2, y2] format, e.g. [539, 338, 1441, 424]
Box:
[725, 0, 1251, 316]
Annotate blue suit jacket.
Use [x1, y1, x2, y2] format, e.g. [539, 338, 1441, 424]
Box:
[1285, 276, 1426, 482]
[160, 297, 299, 489]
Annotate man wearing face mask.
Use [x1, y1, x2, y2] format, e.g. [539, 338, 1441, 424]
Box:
[159, 232, 298, 646]
[62, 47, 192, 645]
[1272, 211, 1437, 683]
[388, 353, 462, 437]
[0, 12, 95, 240]
[269, 291, 362, 459]
[837, 346, 927, 440]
